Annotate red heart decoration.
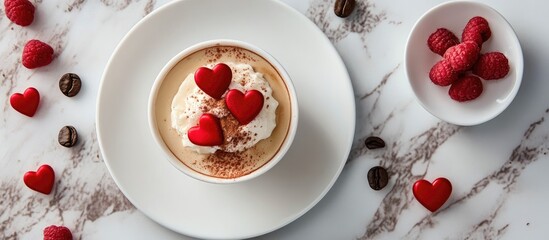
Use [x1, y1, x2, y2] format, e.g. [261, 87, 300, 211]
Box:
[225, 89, 264, 125]
[23, 164, 55, 194]
[194, 63, 232, 100]
[413, 177, 452, 212]
[10, 87, 40, 117]
[188, 114, 224, 146]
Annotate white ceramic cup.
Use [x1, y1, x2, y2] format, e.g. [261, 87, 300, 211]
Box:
[148, 39, 298, 184]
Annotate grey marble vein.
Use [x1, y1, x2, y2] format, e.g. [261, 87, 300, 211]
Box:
[0, 128, 134, 240]
[0, 1, 163, 238]
[347, 63, 401, 162]
[357, 122, 461, 239]
[100, 0, 133, 11]
[402, 108, 549, 240]
[65, 0, 86, 12]
[144, 0, 156, 16]
[307, 0, 387, 51]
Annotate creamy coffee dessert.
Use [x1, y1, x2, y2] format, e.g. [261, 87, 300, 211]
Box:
[154, 45, 292, 179]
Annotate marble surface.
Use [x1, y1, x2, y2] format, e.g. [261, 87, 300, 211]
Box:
[1, 0, 549, 239]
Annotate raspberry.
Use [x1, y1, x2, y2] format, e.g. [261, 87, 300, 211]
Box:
[473, 52, 510, 80]
[43, 225, 73, 240]
[22, 40, 54, 69]
[427, 28, 459, 56]
[429, 60, 458, 86]
[462, 16, 491, 47]
[462, 30, 483, 48]
[443, 41, 480, 72]
[449, 75, 483, 102]
[4, 0, 35, 26]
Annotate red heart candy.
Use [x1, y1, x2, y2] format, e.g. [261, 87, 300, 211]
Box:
[10, 87, 40, 117]
[194, 63, 232, 100]
[225, 89, 264, 125]
[188, 114, 224, 146]
[23, 164, 55, 194]
[413, 177, 452, 212]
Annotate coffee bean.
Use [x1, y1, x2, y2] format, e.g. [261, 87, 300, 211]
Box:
[334, 0, 356, 18]
[58, 126, 78, 147]
[59, 73, 81, 97]
[367, 166, 389, 190]
[365, 136, 385, 149]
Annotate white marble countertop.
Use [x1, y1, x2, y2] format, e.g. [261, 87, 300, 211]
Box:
[2, 0, 549, 239]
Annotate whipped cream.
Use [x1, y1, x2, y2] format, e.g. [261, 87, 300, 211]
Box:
[171, 62, 278, 154]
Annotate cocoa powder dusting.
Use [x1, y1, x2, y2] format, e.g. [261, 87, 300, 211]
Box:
[200, 97, 227, 114]
[220, 115, 253, 150]
[202, 151, 259, 178]
[204, 46, 257, 63]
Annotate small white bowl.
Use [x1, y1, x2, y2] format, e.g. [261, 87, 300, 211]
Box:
[148, 39, 298, 184]
[405, 1, 523, 126]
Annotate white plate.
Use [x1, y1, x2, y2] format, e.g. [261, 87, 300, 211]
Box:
[405, 1, 523, 126]
[96, 0, 355, 239]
